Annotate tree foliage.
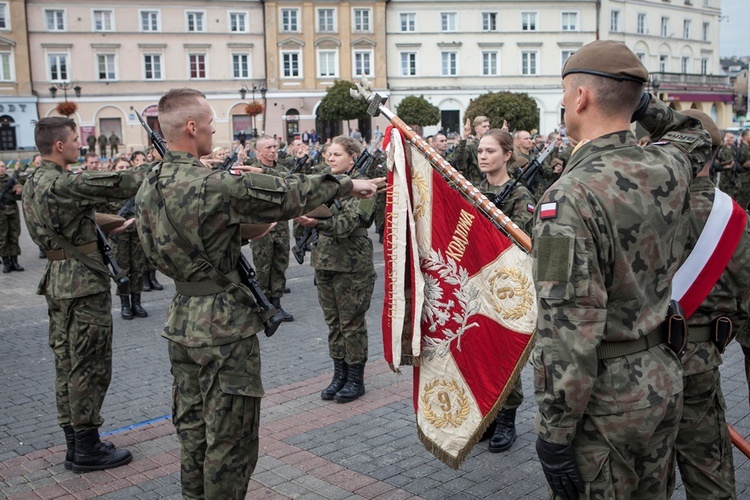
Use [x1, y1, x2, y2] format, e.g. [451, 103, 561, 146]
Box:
[395, 95, 441, 127]
[465, 92, 539, 133]
[317, 80, 370, 121]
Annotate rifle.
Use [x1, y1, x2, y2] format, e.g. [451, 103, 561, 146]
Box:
[0, 169, 19, 204]
[133, 114, 284, 337]
[289, 154, 309, 174]
[219, 146, 240, 170]
[96, 225, 130, 295]
[489, 140, 556, 208]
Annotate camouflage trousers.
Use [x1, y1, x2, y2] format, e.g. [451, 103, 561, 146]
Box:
[744, 346, 750, 407]
[675, 366, 736, 499]
[549, 393, 683, 499]
[111, 231, 146, 295]
[251, 223, 290, 299]
[45, 291, 113, 431]
[315, 268, 376, 365]
[169, 335, 263, 500]
[0, 204, 21, 256]
[503, 377, 524, 410]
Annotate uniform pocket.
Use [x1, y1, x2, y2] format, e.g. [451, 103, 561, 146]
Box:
[242, 173, 288, 204]
[577, 445, 615, 498]
[218, 372, 264, 398]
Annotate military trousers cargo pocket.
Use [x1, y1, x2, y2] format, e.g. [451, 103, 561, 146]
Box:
[577, 446, 614, 497]
[218, 372, 264, 398]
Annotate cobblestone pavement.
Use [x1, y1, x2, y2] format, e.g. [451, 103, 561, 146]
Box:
[2, 218, 750, 499]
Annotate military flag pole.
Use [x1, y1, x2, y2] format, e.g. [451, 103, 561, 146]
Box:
[350, 79, 531, 253]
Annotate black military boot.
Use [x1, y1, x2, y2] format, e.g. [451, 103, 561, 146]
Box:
[120, 295, 133, 320]
[72, 429, 132, 472]
[321, 359, 348, 400]
[2, 257, 11, 273]
[10, 256, 23, 271]
[148, 270, 164, 291]
[64, 426, 115, 470]
[142, 271, 151, 292]
[488, 408, 517, 453]
[271, 297, 294, 322]
[131, 293, 148, 318]
[334, 363, 365, 403]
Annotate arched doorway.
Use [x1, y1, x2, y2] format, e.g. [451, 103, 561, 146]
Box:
[285, 108, 300, 144]
[0, 115, 16, 150]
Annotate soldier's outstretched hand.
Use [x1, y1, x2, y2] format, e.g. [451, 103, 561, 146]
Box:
[351, 178, 382, 199]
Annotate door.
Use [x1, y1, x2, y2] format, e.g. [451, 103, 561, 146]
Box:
[0, 116, 16, 150]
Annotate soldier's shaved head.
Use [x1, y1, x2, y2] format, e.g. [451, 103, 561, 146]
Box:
[158, 88, 208, 143]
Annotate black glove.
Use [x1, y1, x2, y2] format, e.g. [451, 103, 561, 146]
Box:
[536, 437, 585, 500]
[630, 92, 651, 123]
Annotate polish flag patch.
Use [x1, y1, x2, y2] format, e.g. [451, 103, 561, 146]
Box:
[527, 203, 535, 214]
[539, 202, 557, 219]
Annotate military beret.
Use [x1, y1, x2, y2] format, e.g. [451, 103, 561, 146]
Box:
[562, 40, 648, 83]
[680, 109, 721, 148]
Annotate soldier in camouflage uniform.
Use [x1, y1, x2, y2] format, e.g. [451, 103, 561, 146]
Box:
[531, 41, 711, 499]
[134, 89, 379, 499]
[0, 160, 25, 273]
[250, 135, 294, 321]
[672, 109, 749, 500]
[22, 117, 137, 472]
[295, 136, 378, 404]
[735, 129, 750, 210]
[717, 131, 740, 201]
[473, 128, 536, 453]
[452, 116, 490, 185]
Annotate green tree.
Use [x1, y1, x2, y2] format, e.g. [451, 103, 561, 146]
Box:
[395, 95, 441, 128]
[317, 80, 370, 124]
[464, 92, 539, 133]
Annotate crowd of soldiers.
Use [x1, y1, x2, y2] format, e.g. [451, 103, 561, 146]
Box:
[6, 38, 750, 500]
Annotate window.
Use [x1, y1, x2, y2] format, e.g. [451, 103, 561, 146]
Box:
[317, 8, 335, 32]
[186, 11, 205, 32]
[637, 13, 646, 34]
[353, 8, 370, 32]
[0, 3, 9, 30]
[702, 22, 709, 41]
[636, 52, 646, 64]
[482, 51, 498, 76]
[521, 51, 538, 75]
[229, 12, 247, 33]
[353, 50, 372, 77]
[318, 50, 338, 78]
[97, 54, 116, 80]
[143, 54, 162, 80]
[232, 53, 249, 78]
[441, 12, 456, 32]
[521, 12, 537, 31]
[93, 10, 113, 32]
[400, 13, 416, 32]
[482, 12, 497, 32]
[281, 51, 300, 78]
[610, 10, 620, 32]
[400, 52, 416, 76]
[659, 54, 668, 72]
[48, 53, 68, 80]
[45, 10, 65, 31]
[189, 54, 206, 79]
[441, 51, 457, 76]
[140, 11, 160, 32]
[661, 17, 669, 37]
[0, 52, 12, 81]
[681, 56, 690, 73]
[562, 12, 578, 31]
[281, 8, 299, 32]
[700, 58, 708, 75]
[683, 19, 691, 38]
[561, 50, 576, 70]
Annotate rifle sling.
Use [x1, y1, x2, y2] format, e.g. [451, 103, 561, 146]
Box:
[46, 242, 99, 261]
[150, 168, 260, 311]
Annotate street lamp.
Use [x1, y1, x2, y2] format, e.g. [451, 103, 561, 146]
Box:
[259, 84, 267, 136]
[49, 82, 82, 102]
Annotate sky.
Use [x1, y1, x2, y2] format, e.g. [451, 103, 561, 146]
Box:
[720, 0, 746, 58]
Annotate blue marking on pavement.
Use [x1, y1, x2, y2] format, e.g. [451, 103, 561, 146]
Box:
[100, 415, 171, 437]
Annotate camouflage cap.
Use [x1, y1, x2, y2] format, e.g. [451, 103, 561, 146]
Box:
[562, 40, 648, 83]
[681, 109, 721, 147]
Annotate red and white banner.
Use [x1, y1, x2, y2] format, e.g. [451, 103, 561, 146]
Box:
[672, 188, 747, 318]
[382, 127, 537, 468]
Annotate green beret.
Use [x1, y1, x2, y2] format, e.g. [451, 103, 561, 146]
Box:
[681, 109, 721, 147]
[562, 40, 648, 83]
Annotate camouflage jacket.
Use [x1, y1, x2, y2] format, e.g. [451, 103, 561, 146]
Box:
[0, 172, 22, 208]
[22, 159, 146, 299]
[531, 98, 711, 445]
[477, 178, 536, 233]
[452, 137, 483, 185]
[135, 151, 352, 347]
[717, 144, 737, 168]
[251, 160, 291, 237]
[311, 171, 376, 273]
[682, 176, 750, 375]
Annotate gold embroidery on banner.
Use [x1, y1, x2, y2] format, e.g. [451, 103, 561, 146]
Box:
[445, 210, 475, 261]
[411, 171, 429, 220]
[421, 378, 471, 428]
[488, 266, 533, 321]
